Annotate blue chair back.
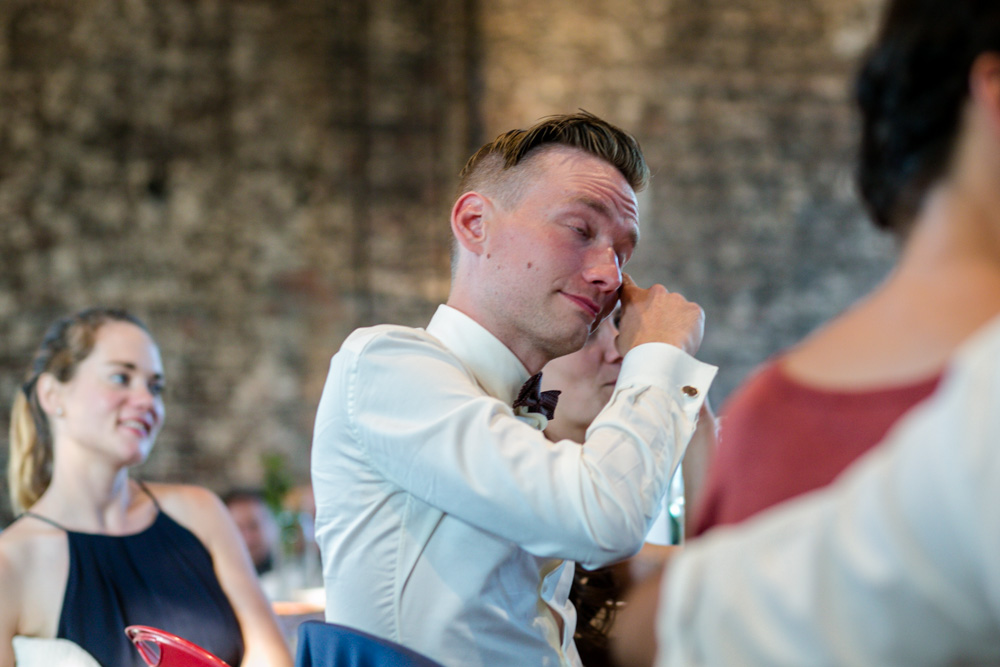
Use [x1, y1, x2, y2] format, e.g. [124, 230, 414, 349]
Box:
[295, 620, 444, 667]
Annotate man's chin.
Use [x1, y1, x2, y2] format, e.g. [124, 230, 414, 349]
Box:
[549, 329, 590, 359]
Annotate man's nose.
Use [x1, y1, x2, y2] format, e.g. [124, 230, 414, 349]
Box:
[584, 246, 622, 292]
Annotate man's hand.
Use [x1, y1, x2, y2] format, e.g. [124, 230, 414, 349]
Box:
[616, 274, 705, 356]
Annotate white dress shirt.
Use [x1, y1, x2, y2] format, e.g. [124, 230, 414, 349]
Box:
[312, 305, 716, 667]
[657, 314, 1000, 667]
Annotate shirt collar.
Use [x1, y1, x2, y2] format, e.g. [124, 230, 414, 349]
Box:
[426, 304, 531, 404]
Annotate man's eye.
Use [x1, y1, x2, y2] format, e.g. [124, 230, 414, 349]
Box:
[149, 381, 165, 396]
[110, 372, 129, 385]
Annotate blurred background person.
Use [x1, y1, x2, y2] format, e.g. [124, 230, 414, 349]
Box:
[0, 307, 292, 667]
[223, 488, 279, 577]
[691, 0, 1000, 536]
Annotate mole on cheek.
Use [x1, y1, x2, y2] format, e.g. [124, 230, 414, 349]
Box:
[526, 262, 533, 269]
[486, 253, 491, 259]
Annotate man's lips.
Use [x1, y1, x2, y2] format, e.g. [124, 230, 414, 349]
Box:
[562, 292, 601, 318]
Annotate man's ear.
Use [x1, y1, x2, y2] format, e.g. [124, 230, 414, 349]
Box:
[450, 191, 491, 256]
[970, 52, 1000, 135]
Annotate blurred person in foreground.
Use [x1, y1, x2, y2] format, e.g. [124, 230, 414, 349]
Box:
[691, 0, 1000, 537]
[539, 309, 716, 666]
[614, 1, 1000, 664]
[614, 306, 1000, 666]
[311, 112, 717, 666]
[0, 308, 292, 667]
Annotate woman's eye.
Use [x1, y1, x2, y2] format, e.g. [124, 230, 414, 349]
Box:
[110, 372, 129, 385]
[149, 381, 165, 397]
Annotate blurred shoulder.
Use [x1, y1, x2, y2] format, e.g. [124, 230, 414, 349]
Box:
[140, 482, 227, 527]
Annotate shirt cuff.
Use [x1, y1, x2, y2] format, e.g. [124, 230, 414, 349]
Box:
[617, 342, 718, 411]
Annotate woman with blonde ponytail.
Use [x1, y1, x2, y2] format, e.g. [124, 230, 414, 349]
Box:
[0, 308, 291, 667]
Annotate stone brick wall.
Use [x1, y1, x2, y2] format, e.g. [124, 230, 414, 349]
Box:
[478, 0, 893, 396]
[0, 0, 475, 522]
[0, 0, 890, 523]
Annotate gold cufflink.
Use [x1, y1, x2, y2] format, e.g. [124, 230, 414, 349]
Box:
[682, 386, 699, 397]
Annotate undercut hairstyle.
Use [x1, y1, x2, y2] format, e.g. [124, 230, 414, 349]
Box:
[8, 307, 150, 512]
[457, 111, 650, 208]
[855, 0, 1000, 233]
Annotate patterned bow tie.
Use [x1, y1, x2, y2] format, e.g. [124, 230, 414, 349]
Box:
[513, 372, 560, 421]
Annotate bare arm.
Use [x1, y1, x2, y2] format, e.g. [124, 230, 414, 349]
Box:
[683, 402, 719, 538]
[625, 544, 680, 592]
[611, 565, 668, 667]
[0, 546, 19, 667]
[157, 485, 293, 667]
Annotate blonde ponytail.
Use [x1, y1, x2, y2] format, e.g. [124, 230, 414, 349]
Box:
[8, 389, 52, 512]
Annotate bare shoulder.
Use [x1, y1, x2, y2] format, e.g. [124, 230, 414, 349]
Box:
[142, 482, 228, 532]
[0, 518, 66, 573]
[139, 482, 248, 574]
[0, 518, 69, 637]
[0, 528, 24, 594]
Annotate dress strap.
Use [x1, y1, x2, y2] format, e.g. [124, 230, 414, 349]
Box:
[135, 479, 161, 511]
[18, 511, 68, 531]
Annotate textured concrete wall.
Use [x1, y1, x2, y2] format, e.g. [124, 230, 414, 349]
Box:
[0, 0, 891, 523]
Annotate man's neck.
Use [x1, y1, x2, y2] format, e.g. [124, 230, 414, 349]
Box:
[444, 296, 549, 374]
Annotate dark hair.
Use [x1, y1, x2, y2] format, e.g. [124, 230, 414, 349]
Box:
[570, 562, 625, 667]
[457, 111, 649, 201]
[8, 307, 150, 511]
[856, 0, 1000, 232]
